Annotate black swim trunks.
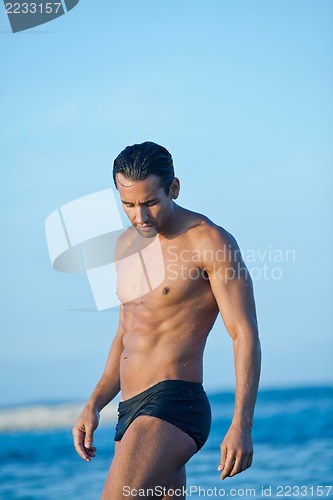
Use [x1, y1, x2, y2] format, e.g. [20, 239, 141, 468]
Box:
[114, 379, 211, 451]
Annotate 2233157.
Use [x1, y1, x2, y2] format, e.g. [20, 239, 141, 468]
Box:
[5, 3, 62, 14]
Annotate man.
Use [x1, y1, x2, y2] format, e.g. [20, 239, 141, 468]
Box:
[72, 141, 261, 499]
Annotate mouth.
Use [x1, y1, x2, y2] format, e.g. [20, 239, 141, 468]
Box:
[136, 224, 154, 230]
[135, 224, 157, 235]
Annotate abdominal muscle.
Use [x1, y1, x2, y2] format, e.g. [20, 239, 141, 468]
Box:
[119, 297, 218, 401]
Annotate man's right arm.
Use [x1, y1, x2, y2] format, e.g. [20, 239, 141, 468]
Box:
[72, 306, 124, 461]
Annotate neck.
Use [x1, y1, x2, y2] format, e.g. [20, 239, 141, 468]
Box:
[159, 202, 183, 238]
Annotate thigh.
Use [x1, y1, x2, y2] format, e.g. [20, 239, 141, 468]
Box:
[101, 415, 197, 499]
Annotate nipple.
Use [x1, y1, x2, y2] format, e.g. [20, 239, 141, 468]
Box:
[162, 287, 170, 295]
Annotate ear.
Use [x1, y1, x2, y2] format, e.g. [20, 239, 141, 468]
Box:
[169, 177, 180, 200]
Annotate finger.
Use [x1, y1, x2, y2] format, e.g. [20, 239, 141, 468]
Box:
[237, 451, 252, 473]
[85, 446, 97, 458]
[230, 452, 253, 477]
[83, 427, 97, 461]
[73, 428, 91, 461]
[217, 445, 227, 472]
[244, 451, 253, 470]
[84, 427, 94, 450]
[74, 438, 89, 460]
[228, 456, 243, 477]
[220, 454, 235, 480]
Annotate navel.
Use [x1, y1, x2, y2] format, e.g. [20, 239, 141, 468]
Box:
[162, 287, 170, 295]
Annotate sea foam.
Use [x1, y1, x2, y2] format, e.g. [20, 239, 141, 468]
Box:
[0, 402, 117, 431]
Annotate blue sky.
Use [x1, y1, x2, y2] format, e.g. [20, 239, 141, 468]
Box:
[1, 0, 332, 405]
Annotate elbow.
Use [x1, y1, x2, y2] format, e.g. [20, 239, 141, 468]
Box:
[229, 321, 259, 344]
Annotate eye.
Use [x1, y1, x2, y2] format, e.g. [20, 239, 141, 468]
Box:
[146, 200, 158, 207]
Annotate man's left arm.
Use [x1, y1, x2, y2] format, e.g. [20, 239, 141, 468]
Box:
[203, 226, 261, 480]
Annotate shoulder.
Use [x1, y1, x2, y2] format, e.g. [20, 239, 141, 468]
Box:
[185, 215, 243, 267]
[187, 214, 239, 252]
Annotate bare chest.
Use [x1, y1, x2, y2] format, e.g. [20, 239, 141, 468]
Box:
[116, 237, 210, 305]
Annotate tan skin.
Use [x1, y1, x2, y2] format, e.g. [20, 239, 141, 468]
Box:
[72, 174, 261, 499]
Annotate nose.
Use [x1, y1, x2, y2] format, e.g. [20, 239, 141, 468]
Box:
[134, 205, 149, 224]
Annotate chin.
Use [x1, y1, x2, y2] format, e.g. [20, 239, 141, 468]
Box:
[135, 226, 158, 238]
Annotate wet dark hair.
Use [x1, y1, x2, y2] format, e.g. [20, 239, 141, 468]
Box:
[113, 141, 175, 194]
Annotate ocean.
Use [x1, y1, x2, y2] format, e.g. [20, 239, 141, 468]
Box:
[0, 386, 332, 499]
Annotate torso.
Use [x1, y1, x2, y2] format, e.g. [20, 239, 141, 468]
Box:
[116, 209, 220, 400]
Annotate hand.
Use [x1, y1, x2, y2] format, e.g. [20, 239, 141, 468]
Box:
[217, 423, 253, 480]
[72, 405, 100, 462]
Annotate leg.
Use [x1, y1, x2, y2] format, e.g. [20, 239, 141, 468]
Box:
[164, 466, 186, 500]
[101, 415, 197, 499]
[110, 447, 186, 500]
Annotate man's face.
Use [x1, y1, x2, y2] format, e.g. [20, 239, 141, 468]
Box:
[116, 173, 176, 237]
